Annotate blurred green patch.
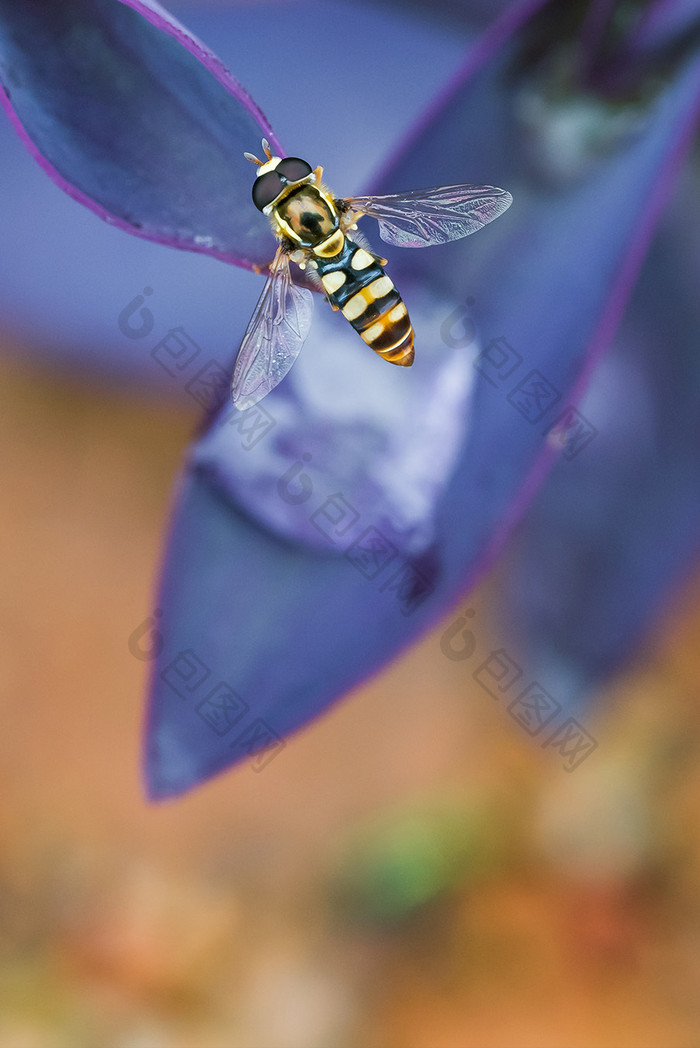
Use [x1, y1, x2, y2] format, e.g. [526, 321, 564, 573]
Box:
[329, 796, 511, 926]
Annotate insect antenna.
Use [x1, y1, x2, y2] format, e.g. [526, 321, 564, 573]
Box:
[244, 151, 263, 165]
[261, 138, 273, 160]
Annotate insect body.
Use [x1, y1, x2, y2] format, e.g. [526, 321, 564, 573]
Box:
[232, 139, 512, 410]
[316, 237, 414, 366]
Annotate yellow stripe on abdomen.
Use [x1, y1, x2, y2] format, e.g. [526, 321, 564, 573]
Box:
[341, 275, 395, 322]
[318, 239, 415, 367]
[359, 296, 414, 367]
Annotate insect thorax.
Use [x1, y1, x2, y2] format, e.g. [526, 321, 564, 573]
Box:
[273, 185, 339, 250]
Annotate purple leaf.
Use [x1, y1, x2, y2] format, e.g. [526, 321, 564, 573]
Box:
[192, 280, 475, 556]
[0, 0, 280, 270]
[145, 1, 700, 798]
[499, 156, 700, 703]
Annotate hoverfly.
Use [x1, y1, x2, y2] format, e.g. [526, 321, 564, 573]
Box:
[232, 139, 512, 410]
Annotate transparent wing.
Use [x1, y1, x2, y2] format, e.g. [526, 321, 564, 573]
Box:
[344, 184, 513, 248]
[231, 246, 314, 411]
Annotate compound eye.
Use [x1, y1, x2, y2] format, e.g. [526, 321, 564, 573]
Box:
[277, 157, 312, 182]
[252, 170, 283, 210]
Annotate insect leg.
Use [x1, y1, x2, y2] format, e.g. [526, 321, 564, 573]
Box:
[251, 258, 276, 275]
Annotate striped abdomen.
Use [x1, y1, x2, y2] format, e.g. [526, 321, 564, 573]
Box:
[316, 239, 414, 366]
